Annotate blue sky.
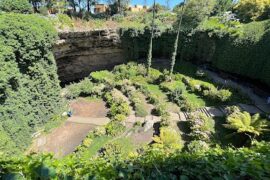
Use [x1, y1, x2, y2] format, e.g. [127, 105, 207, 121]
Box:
[131, 0, 182, 9]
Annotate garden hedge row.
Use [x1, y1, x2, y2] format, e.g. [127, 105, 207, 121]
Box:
[0, 13, 62, 154]
[121, 19, 270, 87]
[0, 141, 269, 179]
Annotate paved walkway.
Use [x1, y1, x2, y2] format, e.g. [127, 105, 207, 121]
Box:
[205, 70, 270, 113]
[67, 116, 110, 125]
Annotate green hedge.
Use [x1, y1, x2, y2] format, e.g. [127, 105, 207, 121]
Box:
[0, 14, 62, 154]
[121, 19, 270, 87]
[0, 0, 32, 13]
[0, 141, 269, 179]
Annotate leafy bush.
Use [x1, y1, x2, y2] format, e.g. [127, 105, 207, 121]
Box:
[154, 103, 168, 116]
[147, 68, 162, 83]
[152, 127, 183, 150]
[54, 14, 74, 29]
[187, 140, 210, 153]
[168, 88, 184, 106]
[90, 70, 115, 83]
[109, 101, 130, 117]
[112, 114, 126, 122]
[135, 104, 148, 117]
[64, 78, 94, 99]
[1, 141, 270, 179]
[105, 121, 126, 136]
[188, 113, 215, 141]
[0, 14, 62, 154]
[113, 63, 146, 80]
[0, 0, 32, 13]
[160, 113, 171, 127]
[234, 0, 270, 22]
[180, 99, 200, 112]
[224, 112, 270, 137]
[184, 78, 232, 103]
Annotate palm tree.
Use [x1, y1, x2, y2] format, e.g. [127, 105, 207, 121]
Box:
[146, 0, 156, 75]
[223, 111, 270, 137]
[169, 0, 186, 77]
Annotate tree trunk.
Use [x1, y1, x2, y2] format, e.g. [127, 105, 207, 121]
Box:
[169, 0, 186, 77]
[146, 0, 156, 75]
[87, 0, 90, 12]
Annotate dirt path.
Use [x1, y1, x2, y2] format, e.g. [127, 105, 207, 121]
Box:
[31, 98, 110, 157]
[34, 122, 97, 157]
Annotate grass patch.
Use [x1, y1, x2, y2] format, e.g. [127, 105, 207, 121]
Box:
[109, 137, 135, 155]
[80, 135, 113, 158]
[144, 84, 167, 100]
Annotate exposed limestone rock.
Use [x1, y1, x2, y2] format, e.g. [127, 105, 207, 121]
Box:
[54, 29, 125, 83]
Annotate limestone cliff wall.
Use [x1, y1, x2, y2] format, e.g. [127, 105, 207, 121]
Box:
[54, 29, 125, 83]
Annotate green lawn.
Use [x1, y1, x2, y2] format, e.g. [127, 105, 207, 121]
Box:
[80, 135, 112, 158]
[145, 84, 167, 100]
[160, 80, 210, 108]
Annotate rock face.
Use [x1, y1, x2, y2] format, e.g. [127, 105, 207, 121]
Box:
[54, 29, 125, 83]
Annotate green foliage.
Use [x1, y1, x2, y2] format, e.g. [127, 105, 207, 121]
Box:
[126, 89, 148, 117]
[1, 141, 270, 179]
[0, 0, 32, 13]
[105, 121, 126, 136]
[152, 127, 183, 150]
[64, 78, 94, 99]
[213, 0, 234, 15]
[0, 14, 62, 154]
[168, 88, 184, 106]
[154, 103, 168, 116]
[184, 77, 232, 103]
[181, 0, 216, 30]
[187, 140, 210, 153]
[90, 70, 115, 83]
[234, 0, 270, 22]
[50, 13, 74, 30]
[109, 101, 130, 118]
[113, 62, 146, 80]
[147, 68, 162, 83]
[188, 113, 215, 141]
[224, 111, 270, 136]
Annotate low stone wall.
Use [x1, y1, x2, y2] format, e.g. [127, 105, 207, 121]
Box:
[54, 29, 125, 83]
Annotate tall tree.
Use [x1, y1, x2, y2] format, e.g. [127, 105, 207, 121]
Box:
[213, 0, 234, 15]
[182, 0, 216, 30]
[234, 0, 270, 22]
[146, 0, 156, 75]
[169, 0, 186, 77]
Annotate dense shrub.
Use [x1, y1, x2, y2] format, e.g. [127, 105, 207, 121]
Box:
[113, 62, 146, 80]
[90, 70, 115, 83]
[184, 78, 232, 103]
[234, 0, 270, 22]
[121, 20, 270, 87]
[105, 121, 126, 136]
[0, 141, 270, 179]
[0, 14, 62, 154]
[64, 78, 94, 99]
[187, 140, 210, 153]
[152, 127, 183, 150]
[0, 0, 32, 13]
[188, 113, 215, 141]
